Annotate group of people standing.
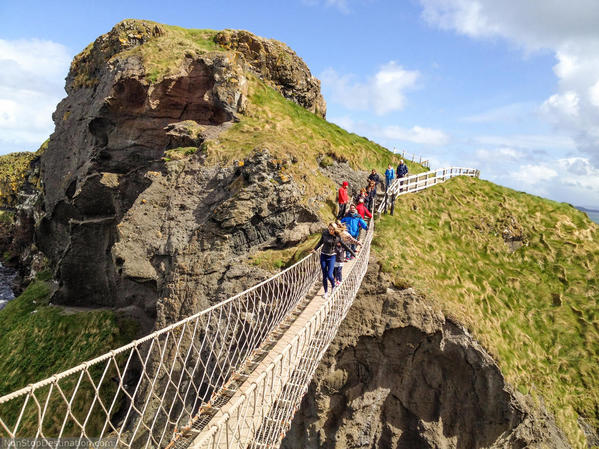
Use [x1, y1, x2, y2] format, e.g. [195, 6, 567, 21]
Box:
[314, 160, 410, 298]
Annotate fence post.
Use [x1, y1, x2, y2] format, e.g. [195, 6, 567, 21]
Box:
[383, 192, 388, 214]
[390, 193, 396, 216]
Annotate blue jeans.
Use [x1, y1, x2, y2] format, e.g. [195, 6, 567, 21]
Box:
[334, 265, 342, 282]
[320, 253, 336, 292]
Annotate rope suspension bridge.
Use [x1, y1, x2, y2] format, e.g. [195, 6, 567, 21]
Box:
[0, 167, 478, 449]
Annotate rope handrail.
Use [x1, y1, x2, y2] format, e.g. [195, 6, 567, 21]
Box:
[189, 223, 374, 449]
[0, 250, 316, 403]
[0, 240, 323, 448]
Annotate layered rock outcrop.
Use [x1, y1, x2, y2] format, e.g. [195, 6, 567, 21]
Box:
[36, 20, 323, 325]
[215, 30, 327, 118]
[283, 260, 571, 449]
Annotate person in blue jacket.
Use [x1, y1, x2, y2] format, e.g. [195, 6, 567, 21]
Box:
[384, 164, 395, 191]
[341, 205, 368, 259]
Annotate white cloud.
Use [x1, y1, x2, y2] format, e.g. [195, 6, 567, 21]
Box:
[461, 102, 537, 123]
[473, 134, 576, 152]
[381, 124, 449, 145]
[512, 164, 558, 186]
[475, 147, 523, 162]
[321, 61, 420, 115]
[506, 157, 599, 204]
[0, 38, 71, 154]
[541, 91, 580, 120]
[589, 80, 599, 108]
[419, 0, 599, 50]
[419, 0, 599, 167]
[329, 116, 449, 146]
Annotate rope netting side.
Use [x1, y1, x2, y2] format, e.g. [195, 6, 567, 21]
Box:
[191, 224, 374, 449]
[378, 167, 480, 213]
[0, 249, 321, 449]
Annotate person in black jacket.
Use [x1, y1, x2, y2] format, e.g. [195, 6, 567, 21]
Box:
[367, 169, 381, 187]
[314, 223, 355, 298]
[396, 160, 409, 193]
[366, 180, 377, 212]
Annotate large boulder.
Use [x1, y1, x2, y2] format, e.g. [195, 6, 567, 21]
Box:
[36, 20, 326, 325]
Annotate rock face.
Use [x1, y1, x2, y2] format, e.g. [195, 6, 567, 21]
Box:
[215, 30, 327, 118]
[0, 152, 45, 290]
[283, 259, 571, 449]
[36, 20, 323, 325]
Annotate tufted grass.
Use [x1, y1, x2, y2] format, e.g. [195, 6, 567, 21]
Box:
[249, 234, 321, 271]
[0, 152, 37, 208]
[373, 176, 599, 448]
[130, 24, 220, 83]
[207, 78, 427, 221]
[0, 274, 138, 436]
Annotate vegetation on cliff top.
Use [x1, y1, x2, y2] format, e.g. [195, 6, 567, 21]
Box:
[0, 139, 47, 208]
[122, 24, 220, 84]
[0, 152, 37, 209]
[70, 19, 221, 87]
[0, 275, 138, 436]
[207, 77, 426, 220]
[373, 176, 599, 448]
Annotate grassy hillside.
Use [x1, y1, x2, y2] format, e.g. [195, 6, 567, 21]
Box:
[207, 77, 426, 220]
[373, 176, 599, 447]
[0, 274, 138, 435]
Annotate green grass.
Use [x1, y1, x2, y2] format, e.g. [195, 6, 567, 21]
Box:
[207, 78, 427, 220]
[163, 146, 201, 161]
[373, 176, 599, 448]
[250, 234, 321, 271]
[0, 140, 45, 209]
[128, 24, 220, 83]
[0, 152, 37, 208]
[0, 275, 138, 436]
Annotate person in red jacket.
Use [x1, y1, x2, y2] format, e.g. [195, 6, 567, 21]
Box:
[337, 181, 349, 219]
[356, 198, 372, 219]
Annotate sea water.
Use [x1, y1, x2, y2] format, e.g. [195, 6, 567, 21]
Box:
[0, 262, 16, 310]
[586, 211, 599, 225]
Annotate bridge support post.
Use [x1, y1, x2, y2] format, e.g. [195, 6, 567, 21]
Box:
[390, 194, 396, 216]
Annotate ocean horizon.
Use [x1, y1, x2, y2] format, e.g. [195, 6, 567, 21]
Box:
[586, 210, 599, 225]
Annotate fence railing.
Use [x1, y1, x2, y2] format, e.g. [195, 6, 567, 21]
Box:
[396, 150, 430, 168]
[378, 167, 480, 213]
[0, 247, 322, 449]
[189, 223, 374, 449]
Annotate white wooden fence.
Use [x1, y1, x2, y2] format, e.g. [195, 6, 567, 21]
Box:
[378, 167, 480, 213]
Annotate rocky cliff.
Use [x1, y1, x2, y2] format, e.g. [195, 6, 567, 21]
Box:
[36, 20, 327, 328]
[283, 260, 571, 449]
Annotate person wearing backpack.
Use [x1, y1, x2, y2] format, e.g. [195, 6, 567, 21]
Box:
[313, 223, 355, 298]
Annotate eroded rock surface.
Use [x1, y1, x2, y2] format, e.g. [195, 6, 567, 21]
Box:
[283, 259, 571, 449]
[36, 20, 325, 326]
[215, 30, 327, 118]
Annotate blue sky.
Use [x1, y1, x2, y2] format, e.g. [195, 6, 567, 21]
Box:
[1, 0, 598, 207]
